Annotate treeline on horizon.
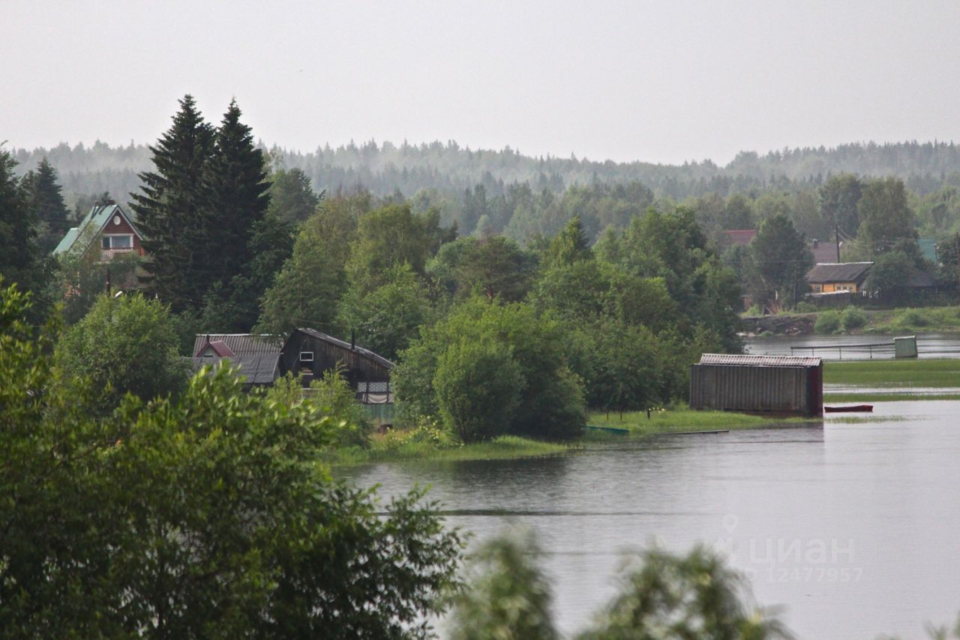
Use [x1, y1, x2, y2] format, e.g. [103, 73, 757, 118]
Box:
[13, 138, 960, 239]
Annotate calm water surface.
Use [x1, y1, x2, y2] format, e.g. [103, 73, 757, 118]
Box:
[340, 400, 960, 639]
[746, 332, 960, 360]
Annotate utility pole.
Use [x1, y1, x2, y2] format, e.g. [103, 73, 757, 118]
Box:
[835, 223, 841, 262]
[793, 262, 799, 308]
[955, 233, 960, 292]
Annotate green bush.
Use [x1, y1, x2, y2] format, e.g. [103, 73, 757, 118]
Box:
[394, 298, 587, 440]
[434, 339, 523, 444]
[793, 301, 817, 314]
[899, 308, 930, 328]
[840, 307, 868, 331]
[815, 310, 842, 334]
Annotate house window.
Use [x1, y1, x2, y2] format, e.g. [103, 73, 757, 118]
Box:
[299, 351, 314, 362]
[102, 235, 133, 249]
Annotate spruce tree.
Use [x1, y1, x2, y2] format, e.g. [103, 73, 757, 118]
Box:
[22, 158, 70, 253]
[0, 149, 51, 322]
[131, 95, 214, 312]
[198, 100, 272, 331]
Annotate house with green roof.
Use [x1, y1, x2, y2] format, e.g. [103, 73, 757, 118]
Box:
[53, 202, 145, 261]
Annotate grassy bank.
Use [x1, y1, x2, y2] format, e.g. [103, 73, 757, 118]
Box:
[824, 359, 960, 388]
[588, 408, 808, 436]
[863, 306, 960, 335]
[327, 408, 808, 465]
[326, 434, 579, 465]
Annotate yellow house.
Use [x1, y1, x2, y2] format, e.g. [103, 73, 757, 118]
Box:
[806, 262, 873, 294]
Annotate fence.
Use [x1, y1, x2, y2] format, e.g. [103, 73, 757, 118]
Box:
[790, 336, 917, 360]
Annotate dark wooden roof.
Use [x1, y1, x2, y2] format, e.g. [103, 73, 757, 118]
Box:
[295, 328, 394, 370]
[805, 262, 873, 284]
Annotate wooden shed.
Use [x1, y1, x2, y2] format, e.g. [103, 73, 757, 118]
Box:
[689, 354, 823, 418]
[279, 328, 394, 392]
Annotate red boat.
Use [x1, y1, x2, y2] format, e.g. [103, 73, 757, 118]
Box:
[824, 405, 874, 413]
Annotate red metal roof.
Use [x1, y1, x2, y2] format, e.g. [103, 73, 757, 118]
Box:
[206, 340, 234, 357]
[193, 334, 282, 358]
[699, 353, 822, 368]
[723, 229, 758, 246]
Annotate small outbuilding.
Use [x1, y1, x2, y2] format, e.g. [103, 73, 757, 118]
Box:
[689, 354, 823, 418]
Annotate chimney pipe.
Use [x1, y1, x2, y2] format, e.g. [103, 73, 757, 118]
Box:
[350, 330, 356, 350]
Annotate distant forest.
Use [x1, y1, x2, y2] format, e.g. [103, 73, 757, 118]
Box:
[13, 139, 960, 240]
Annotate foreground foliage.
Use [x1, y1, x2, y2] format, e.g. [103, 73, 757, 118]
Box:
[0, 283, 462, 637]
[447, 533, 792, 640]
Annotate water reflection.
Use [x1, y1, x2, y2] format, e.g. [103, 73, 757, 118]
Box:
[339, 403, 960, 638]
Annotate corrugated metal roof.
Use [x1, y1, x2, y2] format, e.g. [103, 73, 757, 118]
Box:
[296, 328, 395, 370]
[190, 354, 280, 385]
[54, 227, 80, 254]
[699, 353, 822, 368]
[805, 262, 873, 284]
[193, 334, 282, 357]
[919, 238, 937, 263]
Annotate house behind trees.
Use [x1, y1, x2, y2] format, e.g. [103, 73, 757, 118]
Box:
[53, 203, 145, 261]
[191, 329, 395, 413]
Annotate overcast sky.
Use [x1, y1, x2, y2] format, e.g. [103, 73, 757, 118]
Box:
[3, 0, 960, 165]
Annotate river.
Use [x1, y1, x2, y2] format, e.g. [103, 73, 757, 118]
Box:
[340, 399, 960, 638]
[746, 332, 960, 360]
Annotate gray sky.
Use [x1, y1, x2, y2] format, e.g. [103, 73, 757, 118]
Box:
[4, 0, 960, 165]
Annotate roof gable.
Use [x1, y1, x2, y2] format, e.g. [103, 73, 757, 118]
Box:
[53, 204, 142, 256]
[294, 328, 395, 370]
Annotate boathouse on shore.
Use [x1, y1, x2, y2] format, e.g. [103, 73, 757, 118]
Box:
[689, 354, 823, 418]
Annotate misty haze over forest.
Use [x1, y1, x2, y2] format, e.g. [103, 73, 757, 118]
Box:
[13, 137, 960, 206]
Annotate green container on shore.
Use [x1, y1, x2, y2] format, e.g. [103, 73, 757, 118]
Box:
[894, 336, 918, 359]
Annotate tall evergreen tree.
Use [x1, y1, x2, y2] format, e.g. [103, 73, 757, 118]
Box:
[199, 100, 272, 330]
[267, 167, 321, 225]
[131, 95, 214, 312]
[0, 149, 50, 322]
[547, 215, 591, 267]
[22, 157, 70, 253]
[203, 100, 270, 288]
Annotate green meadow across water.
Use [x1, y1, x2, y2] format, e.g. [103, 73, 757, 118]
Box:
[587, 409, 809, 436]
[824, 359, 960, 388]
